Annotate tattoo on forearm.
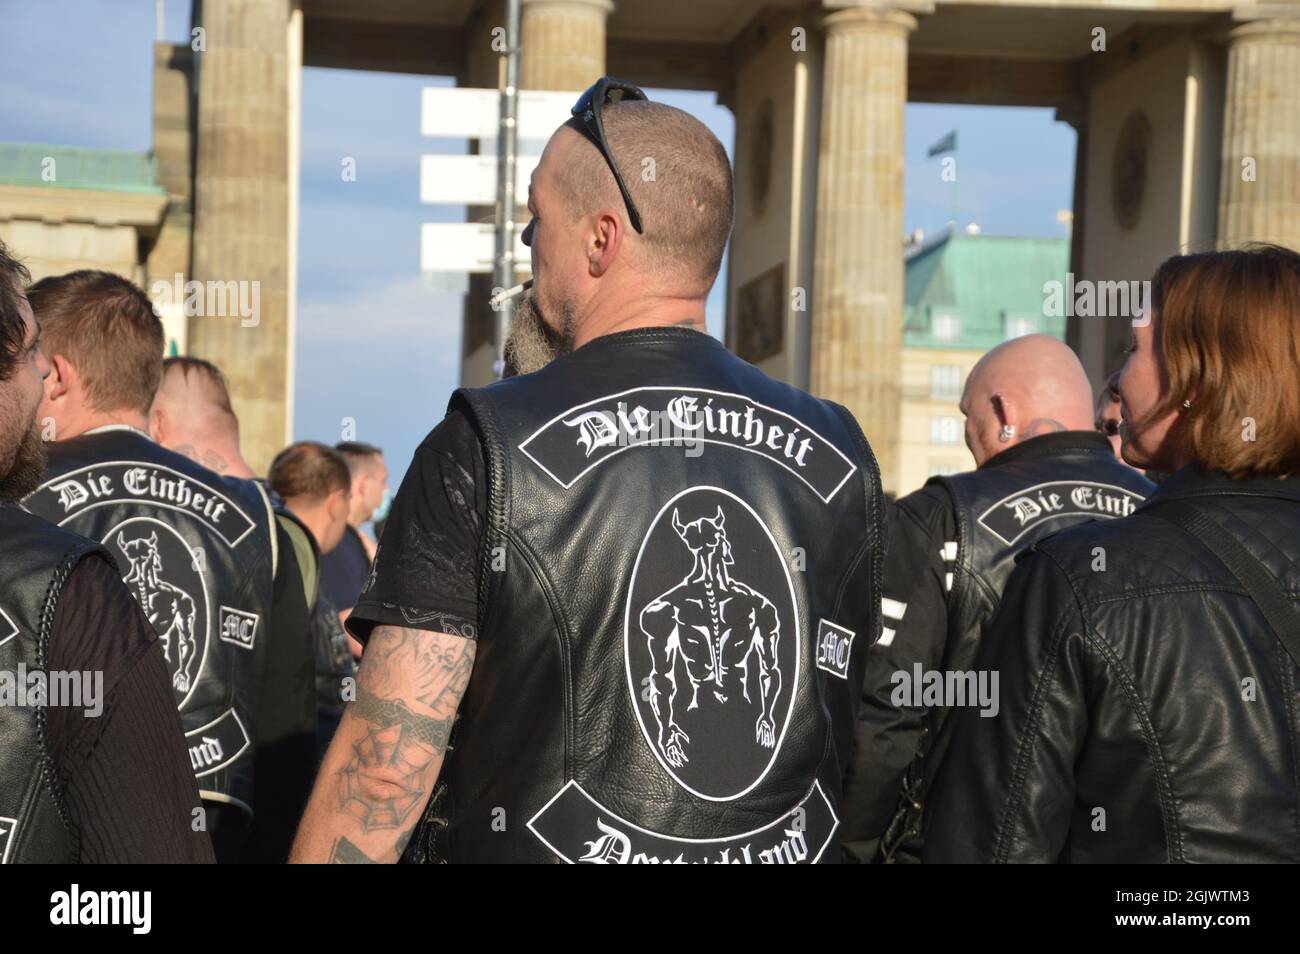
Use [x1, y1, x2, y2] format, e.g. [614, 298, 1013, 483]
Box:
[352, 685, 455, 748]
[329, 836, 378, 864]
[335, 626, 475, 835]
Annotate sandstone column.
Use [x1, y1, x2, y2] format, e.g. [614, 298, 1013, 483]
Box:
[811, 4, 917, 492]
[1218, 17, 1300, 251]
[190, 0, 292, 474]
[459, 0, 611, 388]
[148, 41, 196, 355]
[520, 0, 612, 91]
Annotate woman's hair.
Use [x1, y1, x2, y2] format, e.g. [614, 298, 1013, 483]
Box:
[1149, 243, 1300, 477]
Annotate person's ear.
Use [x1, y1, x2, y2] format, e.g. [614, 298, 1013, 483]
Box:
[991, 392, 1012, 429]
[148, 405, 168, 443]
[46, 353, 74, 404]
[588, 211, 623, 277]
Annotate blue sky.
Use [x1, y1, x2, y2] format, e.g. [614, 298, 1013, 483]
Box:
[0, 0, 1075, 482]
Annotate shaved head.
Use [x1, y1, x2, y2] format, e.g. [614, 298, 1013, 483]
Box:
[961, 334, 1095, 466]
[555, 101, 733, 287]
[152, 357, 238, 442]
[516, 93, 733, 369]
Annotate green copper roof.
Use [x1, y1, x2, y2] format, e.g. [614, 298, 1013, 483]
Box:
[0, 143, 163, 194]
[904, 232, 1069, 350]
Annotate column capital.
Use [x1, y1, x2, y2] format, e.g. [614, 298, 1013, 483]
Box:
[820, 3, 924, 37]
[521, 0, 613, 15]
[1232, 3, 1300, 23]
[1225, 17, 1300, 45]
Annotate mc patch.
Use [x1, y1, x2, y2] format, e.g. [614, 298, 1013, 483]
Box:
[219, 606, 259, 651]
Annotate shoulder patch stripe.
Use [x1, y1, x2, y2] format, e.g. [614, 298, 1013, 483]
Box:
[881, 597, 907, 620]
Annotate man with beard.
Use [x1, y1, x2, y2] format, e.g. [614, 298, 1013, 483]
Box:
[0, 240, 212, 862]
[292, 80, 884, 864]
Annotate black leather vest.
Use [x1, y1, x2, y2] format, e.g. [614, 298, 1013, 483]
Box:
[22, 427, 276, 818]
[881, 432, 1153, 860]
[314, 588, 356, 710]
[930, 433, 1153, 684]
[412, 328, 883, 864]
[0, 506, 109, 863]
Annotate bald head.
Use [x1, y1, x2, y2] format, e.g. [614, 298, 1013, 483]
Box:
[961, 334, 1095, 466]
[555, 101, 733, 288]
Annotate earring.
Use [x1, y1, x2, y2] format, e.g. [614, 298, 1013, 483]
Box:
[1182, 399, 1192, 409]
[999, 424, 1015, 442]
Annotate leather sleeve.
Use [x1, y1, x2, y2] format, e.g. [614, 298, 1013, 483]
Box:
[922, 546, 1088, 863]
[840, 485, 954, 861]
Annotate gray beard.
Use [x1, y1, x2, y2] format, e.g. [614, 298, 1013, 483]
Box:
[0, 417, 46, 505]
[503, 293, 576, 377]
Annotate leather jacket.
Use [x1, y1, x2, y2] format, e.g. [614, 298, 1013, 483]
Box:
[925, 465, 1300, 862]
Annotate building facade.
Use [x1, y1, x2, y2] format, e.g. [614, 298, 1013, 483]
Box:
[9, 0, 1300, 480]
[897, 231, 1069, 494]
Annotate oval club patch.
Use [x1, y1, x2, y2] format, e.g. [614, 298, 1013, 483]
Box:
[107, 517, 210, 709]
[624, 486, 799, 801]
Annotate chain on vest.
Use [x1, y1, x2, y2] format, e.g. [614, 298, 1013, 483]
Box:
[0, 506, 110, 863]
[880, 439, 1154, 862]
[401, 328, 884, 864]
[22, 428, 276, 818]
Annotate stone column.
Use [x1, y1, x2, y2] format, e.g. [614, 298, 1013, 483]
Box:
[147, 41, 196, 355]
[520, 0, 612, 91]
[1218, 17, 1300, 251]
[810, 5, 916, 493]
[459, 0, 611, 388]
[190, 0, 292, 475]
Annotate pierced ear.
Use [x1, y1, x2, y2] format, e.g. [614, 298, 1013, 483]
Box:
[991, 393, 1011, 427]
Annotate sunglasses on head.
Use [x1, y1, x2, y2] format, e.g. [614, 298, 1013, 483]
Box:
[571, 76, 649, 234]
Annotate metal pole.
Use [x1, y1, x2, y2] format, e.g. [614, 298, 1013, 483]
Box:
[492, 0, 521, 378]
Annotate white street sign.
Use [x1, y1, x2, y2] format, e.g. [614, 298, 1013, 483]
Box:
[421, 223, 529, 275]
[421, 87, 579, 140]
[419, 154, 540, 206]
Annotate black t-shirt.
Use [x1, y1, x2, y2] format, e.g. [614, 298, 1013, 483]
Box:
[346, 410, 487, 644]
[47, 554, 216, 863]
[319, 525, 370, 612]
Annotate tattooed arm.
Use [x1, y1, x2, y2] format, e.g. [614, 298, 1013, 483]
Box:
[289, 625, 476, 863]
